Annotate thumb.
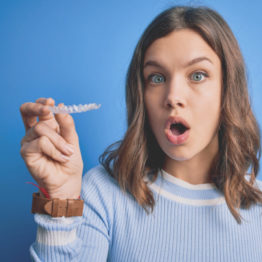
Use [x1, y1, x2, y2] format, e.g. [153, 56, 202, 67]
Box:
[54, 104, 79, 145]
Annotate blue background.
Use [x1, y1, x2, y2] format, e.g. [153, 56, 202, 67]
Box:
[1, 0, 261, 260]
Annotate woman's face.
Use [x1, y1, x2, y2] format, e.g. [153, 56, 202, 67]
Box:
[143, 29, 222, 163]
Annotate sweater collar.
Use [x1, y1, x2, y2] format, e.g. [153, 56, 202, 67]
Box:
[146, 169, 226, 206]
[161, 169, 216, 190]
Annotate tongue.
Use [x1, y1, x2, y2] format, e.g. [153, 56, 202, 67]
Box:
[171, 127, 182, 136]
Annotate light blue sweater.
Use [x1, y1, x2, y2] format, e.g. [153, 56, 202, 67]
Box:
[30, 165, 262, 261]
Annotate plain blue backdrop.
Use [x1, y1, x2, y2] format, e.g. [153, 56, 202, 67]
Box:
[1, 0, 261, 261]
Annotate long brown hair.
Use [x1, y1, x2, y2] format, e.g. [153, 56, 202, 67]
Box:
[99, 5, 262, 224]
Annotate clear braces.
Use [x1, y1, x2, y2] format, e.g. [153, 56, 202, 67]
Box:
[49, 103, 101, 114]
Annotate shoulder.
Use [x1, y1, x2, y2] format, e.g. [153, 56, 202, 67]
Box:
[81, 165, 119, 198]
[80, 165, 120, 230]
[255, 178, 262, 190]
[244, 174, 262, 190]
[81, 165, 138, 212]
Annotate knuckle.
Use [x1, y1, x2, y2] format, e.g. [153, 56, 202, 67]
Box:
[49, 143, 60, 158]
[20, 143, 27, 157]
[57, 136, 66, 147]
[35, 97, 45, 103]
[19, 103, 27, 114]
[38, 136, 49, 147]
[34, 122, 46, 135]
[54, 149, 62, 159]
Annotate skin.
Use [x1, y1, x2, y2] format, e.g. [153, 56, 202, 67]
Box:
[143, 29, 222, 185]
[20, 98, 83, 199]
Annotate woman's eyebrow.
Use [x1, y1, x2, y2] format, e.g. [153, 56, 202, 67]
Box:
[143, 56, 213, 69]
[186, 56, 213, 67]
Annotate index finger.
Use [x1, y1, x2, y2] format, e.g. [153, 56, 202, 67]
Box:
[20, 102, 51, 132]
[35, 97, 55, 121]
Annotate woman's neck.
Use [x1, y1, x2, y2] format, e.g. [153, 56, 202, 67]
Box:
[162, 158, 213, 185]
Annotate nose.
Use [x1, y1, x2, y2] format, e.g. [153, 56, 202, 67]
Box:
[166, 97, 184, 109]
[164, 80, 186, 110]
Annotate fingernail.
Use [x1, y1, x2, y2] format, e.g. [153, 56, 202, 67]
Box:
[41, 105, 51, 114]
[64, 144, 74, 154]
[60, 154, 70, 162]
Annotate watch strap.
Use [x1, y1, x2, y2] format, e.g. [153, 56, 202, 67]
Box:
[32, 192, 84, 217]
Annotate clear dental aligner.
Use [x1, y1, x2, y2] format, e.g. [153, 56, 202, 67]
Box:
[49, 103, 101, 114]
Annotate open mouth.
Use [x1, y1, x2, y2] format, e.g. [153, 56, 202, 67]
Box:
[170, 123, 189, 136]
[165, 116, 190, 145]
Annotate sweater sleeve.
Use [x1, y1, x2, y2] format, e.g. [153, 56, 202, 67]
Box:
[29, 165, 114, 262]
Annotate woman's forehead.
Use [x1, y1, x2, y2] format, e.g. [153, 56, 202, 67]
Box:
[143, 29, 220, 69]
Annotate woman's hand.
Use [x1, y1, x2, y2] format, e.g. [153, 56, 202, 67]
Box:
[20, 97, 83, 199]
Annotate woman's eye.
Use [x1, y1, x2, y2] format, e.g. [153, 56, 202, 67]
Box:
[148, 74, 165, 84]
[190, 71, 208, 82]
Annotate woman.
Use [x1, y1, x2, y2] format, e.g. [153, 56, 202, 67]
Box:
[20, 5, 262, 261]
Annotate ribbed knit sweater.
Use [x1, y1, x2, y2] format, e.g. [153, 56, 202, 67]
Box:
[30, 165, 262, 262]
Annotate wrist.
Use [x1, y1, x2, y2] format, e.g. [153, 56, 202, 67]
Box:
[27, 182, 81, 200]
[48, 192, 81, 200]
[32, 192, 84, 217]
[47, 180, 82, 200]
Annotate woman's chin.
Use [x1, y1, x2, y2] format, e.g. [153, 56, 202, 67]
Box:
[165, 152, 192, 162]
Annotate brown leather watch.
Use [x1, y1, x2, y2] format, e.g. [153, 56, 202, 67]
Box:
[31, 192, 84, 217]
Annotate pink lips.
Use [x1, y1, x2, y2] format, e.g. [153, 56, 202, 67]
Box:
[164, 116, 190, 145]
